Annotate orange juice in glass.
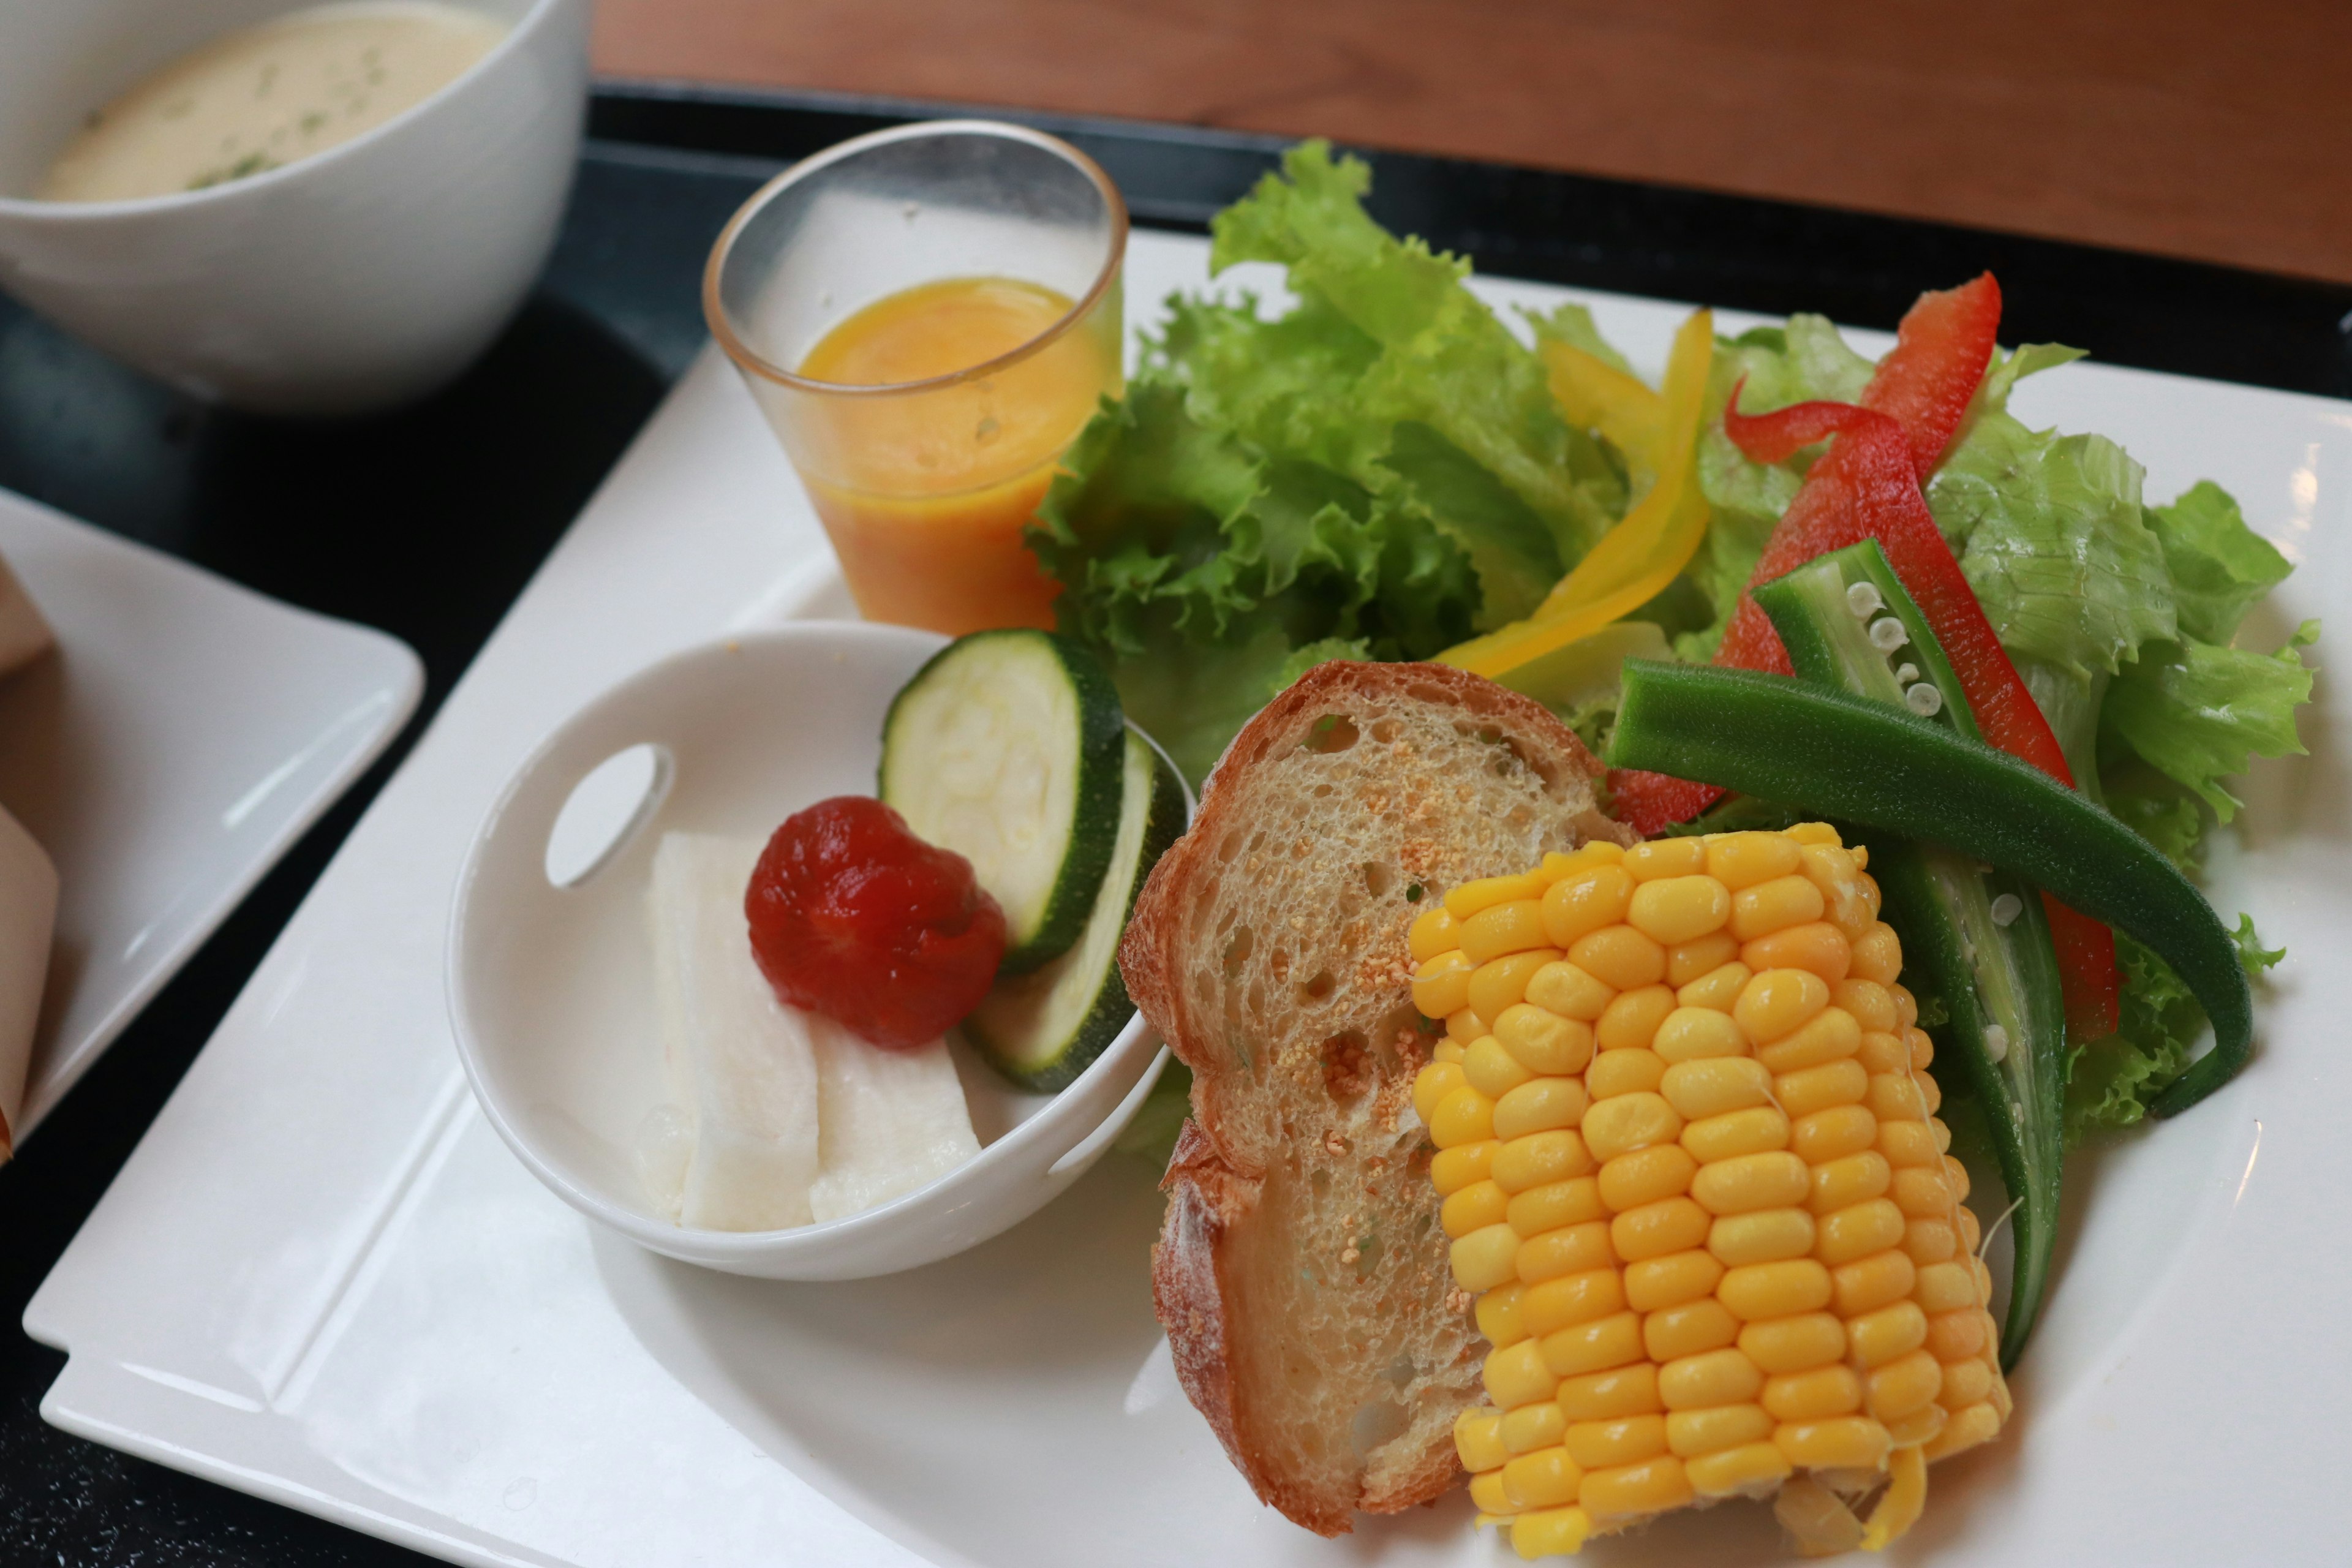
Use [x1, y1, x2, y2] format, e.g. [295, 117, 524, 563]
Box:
[704, 122, 1126, 635]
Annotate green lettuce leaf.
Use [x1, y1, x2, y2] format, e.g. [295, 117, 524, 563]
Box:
[2066, 917, 2286, 1141]
[2102, 619, 2317, 821]
[2146, 480, 2293, 644]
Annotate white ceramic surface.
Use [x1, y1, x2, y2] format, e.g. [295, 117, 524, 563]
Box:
[23, 230, 2349, 1567]
[0, 484, 421, 1140]
[0, 0, 589, 416]
[448, 624, 1174, 1280]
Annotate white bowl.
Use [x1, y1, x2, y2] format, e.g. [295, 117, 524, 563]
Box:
[447, 623, 1177, 1280]
[0, 0, 589, 417]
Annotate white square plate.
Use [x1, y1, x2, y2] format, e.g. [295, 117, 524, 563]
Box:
[22, 232, 2346, 1567]
[0, 489, 421, 1137]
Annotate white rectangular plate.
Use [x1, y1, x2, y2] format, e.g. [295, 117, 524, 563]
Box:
[24, 230, 2348, 1567]
[0, 489, 421, 1138]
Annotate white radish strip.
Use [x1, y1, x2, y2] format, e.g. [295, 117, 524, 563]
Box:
[806, 1012, 981, 1223]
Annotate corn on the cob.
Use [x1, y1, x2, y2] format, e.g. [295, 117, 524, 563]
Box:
[1411, 826, 2008, 1559]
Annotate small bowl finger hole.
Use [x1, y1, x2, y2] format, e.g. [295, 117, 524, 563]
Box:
[545, 742, 671, 888]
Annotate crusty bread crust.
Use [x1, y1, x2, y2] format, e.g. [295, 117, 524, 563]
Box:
[1125, 660, 1627, 1536]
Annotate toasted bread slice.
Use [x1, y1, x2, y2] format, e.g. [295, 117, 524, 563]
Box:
[1120, 660, 1628, 1536]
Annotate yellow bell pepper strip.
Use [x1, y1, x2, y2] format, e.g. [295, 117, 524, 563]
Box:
[1437, 309, 1714, 680]
[1539, 333, 1665, 475]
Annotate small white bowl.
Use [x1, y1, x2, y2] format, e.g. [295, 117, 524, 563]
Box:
[447, 623, 1177, 1280]
[0, 0, 588, 416]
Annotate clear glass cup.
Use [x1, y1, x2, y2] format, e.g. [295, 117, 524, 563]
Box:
[704, 121, 1127, 635]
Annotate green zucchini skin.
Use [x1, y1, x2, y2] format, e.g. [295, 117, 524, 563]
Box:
[962, 731, 1188, 1092]
[880, 629, 1127, 973]
[1605, 660, 2252, 1123]
[1758, 543, 2069, 1365]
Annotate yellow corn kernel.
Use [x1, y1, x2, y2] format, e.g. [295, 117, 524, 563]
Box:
[1485, 1338, 1562, 1409]
[1434, 1038, 1467, 1065]
[1653, 1007, 1749, 1065]
[1448, 1007, 1485, 1043]
[1410, 903, 1463, 962]
[1665, 931, 1741, 989]
[1740, 921, 1852, 983]
[1509, 1506, 1593, 1559]
[1923, 1401, 2001, 1461]
[1493, 1076, 1590, 1141]
[1833, 1251, 1918, 1318]
[1493, 1131, 1595, 1195]
[1817, 1198, 1907, 1265]
[1658, 1346, 1764, 1410]
[1855, 1028, 1907, 1074]
[1790, 1104, 1878, 1166]
[1521, 1268, 1624, 1336]
[1600, 1144, 1698, 1210]
[1924, 1309, 1990, 1364]
[1452, 1221, 1522, 1291]
[1687, 1441, 1792, 1499]
[1754, 1006, 1861, 1074]
[1623, 1249, 1724, 1312]
[1956, 1204, 1982, 1253]
[1449, 871, 1550, 921]
[1464, 1036, 1535, 1099]
[1709, 1207, 1815, 1267]
[1611, 1197, 1712, 1262]
[1718, 1259, 1834, 1321]
[1891, 1164, 1958, 1218]
[1596, 985, 1678, 1052]
[1849, 922, 1903, 984]
[1706, 831, 1801, 891]
[1774, 1416, 1890, 1471]
[1542, 867, 1635, 948]
[1624, 837, 1709, 881]
[1526, 960, 1615, 1021]
[1868, 1071, 1929, 1124]
[1692, 1151, 1812, 1216]
[1586, 1048, 1668, 1101]
[1581, 1092, 1684, 1161]
[1831, 978, 1898, 1033]
[1730, 875, 1826, 942]
[1442, 1179, 1511, 1238]
[1580, 1456, 1692, 1521]
[1735, 968, 1830, 1045]
[1414, 1061, 1467, 1123]
[1667, 1403, 1776, 1459]
[1413, 949, 1478, 1019]
[1571, 925, 1668, 991]
[1479, 1282, 1529, 1349]
[1942, 1157, 1971, 1204]
[1913, 1261, 1977, 1316]
[1866, 1348, 1944, 1422]
[1461, 899, 1552, 965]
[1542, 842, 1626, 880]
[1662, 1057, 1775, 1120]
[1939, 1357, 1992, 1410]
[1472, 949, 1562, 1026]
[1847, 1301, 1930, 1368]
[1469, 1469, 1517, 1516]
[1776, 1058, 1870, 1118]
[1457, 1407, 1510, 1472]
[1912, 1030, 1937, 1072]
[1681, 1106, 1791, 1163]
[1502, 1401, 1568, 1455]
[1430, 1084, 1497, 1148]
[1644, 1298, 1740, 1360]
[1518, 1221, 1616, 1284]
[1988, 1373, 2015, 1423]
[1883, 1402, 1948, 1449]
[1496, 1004, 1594, 1076]
[1739, 1312, 1847, 1375]
[1798, 844, 1875, 935]
[1507, 1175, 1606, 1237]
[1433, 1140, 1499, 1199]
[1806, 1152, 1900, 1213]
[1502, 1446, 1585, 1509]
[1564, 1414, 1669, 1470]
[1629, 876, 1732, 946]
[1877, 1118, 1942, 1169]
[1762, 1363, 1863, 1422]
[1902, 1217, 1959, 1265]
[1557, 1363, 1661, 1421]
[1677, 960, 1754, 1013]
[1542, 1311, 1645, 1378]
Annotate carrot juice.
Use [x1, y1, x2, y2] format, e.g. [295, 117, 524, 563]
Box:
[792, 276, 1120, 635]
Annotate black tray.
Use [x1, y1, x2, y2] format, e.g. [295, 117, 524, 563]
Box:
[2, 83, 2346, 1568]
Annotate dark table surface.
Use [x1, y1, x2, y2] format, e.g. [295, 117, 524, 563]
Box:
[1, 83, 2347, 1567]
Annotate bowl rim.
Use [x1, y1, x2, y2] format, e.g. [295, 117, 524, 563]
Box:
[0, 0, 575, 217]
[444, 621, 1178, 1262]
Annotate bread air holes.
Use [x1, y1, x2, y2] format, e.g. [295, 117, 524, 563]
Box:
[1370, 717, 1402, 744]
[1322, 1030, 1373, 1101]
[1363, 861, 1396, 898]
[1303, 713, 1360, 753]
[1222, 924, 1255, 979]
[1300, 968, 1336, 1005]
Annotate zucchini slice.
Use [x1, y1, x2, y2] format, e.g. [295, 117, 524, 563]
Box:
[880, 630, 1126, 972]
[963, 729, 1186, 1091]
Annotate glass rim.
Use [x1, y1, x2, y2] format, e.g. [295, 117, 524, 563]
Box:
[701, 119, 1129, 399]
